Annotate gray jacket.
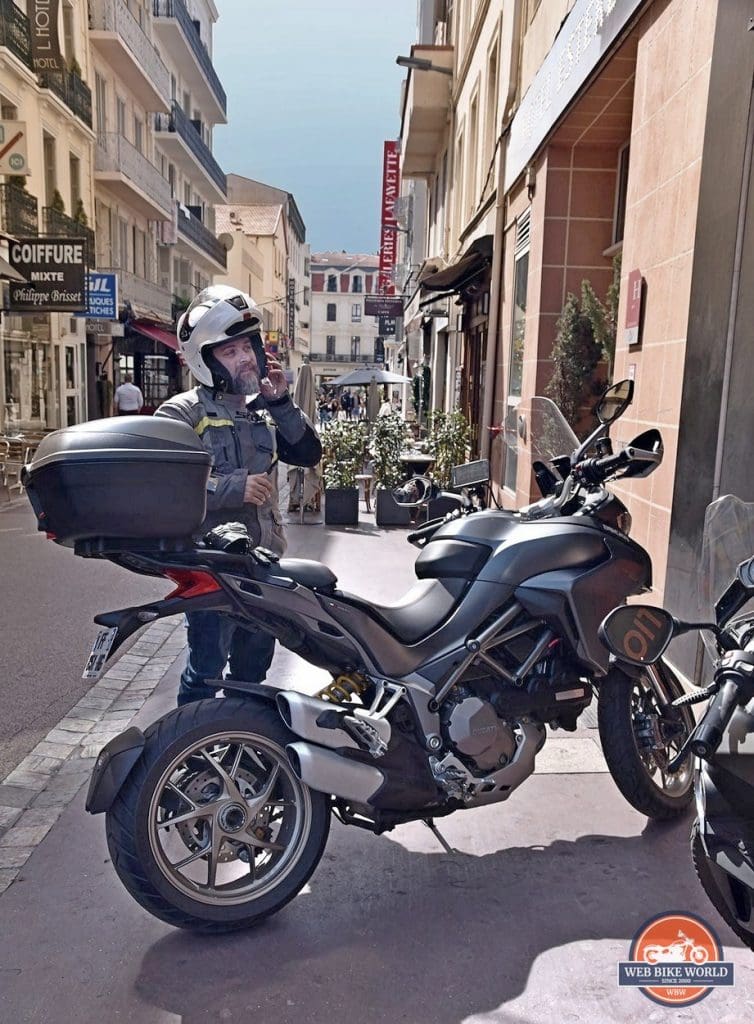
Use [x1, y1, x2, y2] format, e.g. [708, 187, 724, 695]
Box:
[155, 386, 320, 555]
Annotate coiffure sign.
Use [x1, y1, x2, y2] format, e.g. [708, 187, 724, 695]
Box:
[8, 238, 87, 312]
[505, 0, 645, 191]
[29, 0, 65, 72]
[378, 140, 400, 295]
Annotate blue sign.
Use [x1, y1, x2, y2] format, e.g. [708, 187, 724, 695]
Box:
[83, 272, 118, 319]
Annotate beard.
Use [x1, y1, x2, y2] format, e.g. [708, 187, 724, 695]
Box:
[229, 364, 260, 395]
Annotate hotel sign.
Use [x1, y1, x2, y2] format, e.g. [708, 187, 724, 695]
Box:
[29, 0, 65, 72]
[378, 140, 400, 295]
[505, 0, 645, 191]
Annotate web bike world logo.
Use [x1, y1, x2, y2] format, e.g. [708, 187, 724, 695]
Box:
[618, 912, 734, 1006]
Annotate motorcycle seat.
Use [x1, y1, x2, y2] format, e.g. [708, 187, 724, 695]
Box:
[276, 558, 337, 591]
[335, 577, 466, 644]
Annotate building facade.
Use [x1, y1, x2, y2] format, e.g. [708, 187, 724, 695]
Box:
[309, 252, 383, 387]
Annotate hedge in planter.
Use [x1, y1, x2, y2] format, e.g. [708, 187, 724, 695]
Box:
[321, 419, 367, 525]
[369, 413, 411, 527]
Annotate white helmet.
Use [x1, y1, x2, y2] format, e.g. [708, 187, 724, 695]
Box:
[176, 284, 264, 387]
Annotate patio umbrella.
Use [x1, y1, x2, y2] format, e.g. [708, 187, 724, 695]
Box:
[288, 362, 321, 518]
[366, 379, 381, 421]
[329, 367, 411, 387]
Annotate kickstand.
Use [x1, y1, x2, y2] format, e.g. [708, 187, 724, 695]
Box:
[422, 818, 457, 855]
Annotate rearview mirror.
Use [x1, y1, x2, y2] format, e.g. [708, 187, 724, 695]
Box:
[599, 605, 677, 665]
[595, 380, 634, 425]
[391, 475, 434, 507]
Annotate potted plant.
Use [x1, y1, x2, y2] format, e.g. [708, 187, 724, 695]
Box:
[427, 410, 471, 518]
[369, 412, 411, 527]
[321, 419, 366, 525]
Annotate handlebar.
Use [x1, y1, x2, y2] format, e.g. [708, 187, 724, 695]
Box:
[691, 678, 741, 758]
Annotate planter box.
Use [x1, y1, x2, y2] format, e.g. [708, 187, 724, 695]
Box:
[324, 487, 359, 525]
[375, 487, 411, 527]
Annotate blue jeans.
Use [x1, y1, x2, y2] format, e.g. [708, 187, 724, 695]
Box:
[178, 611, 276, 706]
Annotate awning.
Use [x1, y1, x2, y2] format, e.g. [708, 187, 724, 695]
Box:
[0, 254, 26, 282]
[130, 319, 178, 351]
[421, 235, 493, 294]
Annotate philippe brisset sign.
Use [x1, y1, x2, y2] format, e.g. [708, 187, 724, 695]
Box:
[8, 238, 87, 312]
[505, 0, 644, 191]
[29, 0, 65, 72]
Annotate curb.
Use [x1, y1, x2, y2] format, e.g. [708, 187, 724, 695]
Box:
[0, 618, 186, 896]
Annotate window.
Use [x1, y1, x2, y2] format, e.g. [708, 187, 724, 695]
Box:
[352, 275, 362, 293]
[613, 143, 630, 245]
[327, 274, 337, 292]
[351, 336, 360, 359]
[133, 116, 143, 153]
[116, 96, 126, 136]
[119, 217, 130, 271]
[326, 335, 335, 356]
[326, 303, 336, 322]
[303, 286, 310, 306]
[62, 2, 75, 67]
[484, 45, 499, 183]
[95, 73, 107, 138]
[504, 211, 530, 492]
[351, 303, 361, 322]
[42, 133, 56, 207]
[69, 154, 80, 212]
[467, 94, 479, 219]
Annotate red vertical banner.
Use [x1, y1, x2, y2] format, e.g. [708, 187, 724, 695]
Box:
[378, 140, 400, 295]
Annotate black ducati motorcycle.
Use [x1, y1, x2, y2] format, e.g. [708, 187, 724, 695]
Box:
[23, 379, 694, 932]
[601, 494, 754, 949]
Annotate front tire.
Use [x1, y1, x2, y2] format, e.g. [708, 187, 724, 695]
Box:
[691, 823, 754, 950]
[598, 665, 694, 820]
[106, 697, 330, 932]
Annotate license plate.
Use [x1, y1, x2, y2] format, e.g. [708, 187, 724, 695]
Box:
[82, 627, 118, 679]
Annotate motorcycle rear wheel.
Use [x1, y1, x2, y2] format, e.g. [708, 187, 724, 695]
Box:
[105, 697, 331, 932]
[598, 665, 694, 820]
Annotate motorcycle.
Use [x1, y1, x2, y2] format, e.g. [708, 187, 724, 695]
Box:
[644, 931, 710, 964]
[599, 493, 754, 950]
[23, 379, 695, 932]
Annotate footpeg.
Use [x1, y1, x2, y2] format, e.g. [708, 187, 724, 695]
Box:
[423, 818, 457, 855]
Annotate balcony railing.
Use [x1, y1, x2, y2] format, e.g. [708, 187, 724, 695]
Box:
[0, 0, 33, 69]
[154, 102, 226, 196]
[0, 184, 38, 236]
[153, 0, 226, 116]
[95, 133, 172, 215]
[42, 207, 96, 264]
[88, 0, 170, 106]
[38, 71, 93, 128]
[97, 266, 172, 321]
[309, 353, 379, 364]
[176, 204, 226, 269]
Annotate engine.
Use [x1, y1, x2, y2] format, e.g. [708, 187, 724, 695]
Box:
[442, 689, 518, 772]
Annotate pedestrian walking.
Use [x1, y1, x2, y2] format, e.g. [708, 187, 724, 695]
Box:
[155, 284, 321, 706]
[113, 374, 144, 415]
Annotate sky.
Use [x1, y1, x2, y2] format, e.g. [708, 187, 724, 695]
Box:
[212, 0, 418, 255]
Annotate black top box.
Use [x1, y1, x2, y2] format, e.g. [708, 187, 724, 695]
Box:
[23, 416, 212, 546]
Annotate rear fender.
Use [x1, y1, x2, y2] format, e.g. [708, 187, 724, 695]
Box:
[85, 726, 145, 814]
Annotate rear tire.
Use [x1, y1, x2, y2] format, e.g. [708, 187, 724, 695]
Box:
[598, 665, 694, 820]
[691, 823, 754, 950]
[105, 697, 330, 933]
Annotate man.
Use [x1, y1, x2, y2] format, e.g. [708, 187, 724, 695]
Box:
[155, 284, 321, 706]
[113, 373, 144, 415]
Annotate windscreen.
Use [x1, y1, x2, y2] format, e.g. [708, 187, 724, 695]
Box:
[526, 396, 579, 464]
[699, 494, 754, 656]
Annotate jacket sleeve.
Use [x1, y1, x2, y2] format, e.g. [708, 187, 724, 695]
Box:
[265, 394, 322, 468]
[155, 397, 247, 510]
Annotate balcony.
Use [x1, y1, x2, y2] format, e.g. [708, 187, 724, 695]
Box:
[0, 0, 33, 71]
[42, 207, 95, 265]
[153, 0, 227, 123]
[399, 45, 453, 177]
[97, 266, 172, 321]
[0, 184, 37, 236]
[89, 0, 170, 113]
[38, 70, 93, 129]
[176, 202, 227, 271]
[309, 353, 379, 364]
[154, 102, 226, 202]
[95, 134, 173, 220]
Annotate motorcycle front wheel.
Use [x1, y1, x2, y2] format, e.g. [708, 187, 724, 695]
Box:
[598, 664, 694, 820]
[105, 697, 331, 932]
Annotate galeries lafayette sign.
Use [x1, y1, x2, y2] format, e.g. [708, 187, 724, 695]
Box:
[8, 238, 87, 312]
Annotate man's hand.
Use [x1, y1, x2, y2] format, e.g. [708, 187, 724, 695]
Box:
[243, 472, 274, 506]
[259, 356, 288, 401]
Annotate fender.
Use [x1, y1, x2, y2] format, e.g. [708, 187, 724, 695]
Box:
[85, 727, 145, 814]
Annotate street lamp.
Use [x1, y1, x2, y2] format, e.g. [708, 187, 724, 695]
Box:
[396, 55, 453, 76]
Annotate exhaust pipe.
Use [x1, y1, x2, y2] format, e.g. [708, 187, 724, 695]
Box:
[286, 742, 384, 805]
[276, 690, 390, 753]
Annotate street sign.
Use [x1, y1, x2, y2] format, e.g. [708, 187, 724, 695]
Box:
[0, 121, 29, 175]
[365, 294, 404, 318]
[378, 316, 396, 336]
